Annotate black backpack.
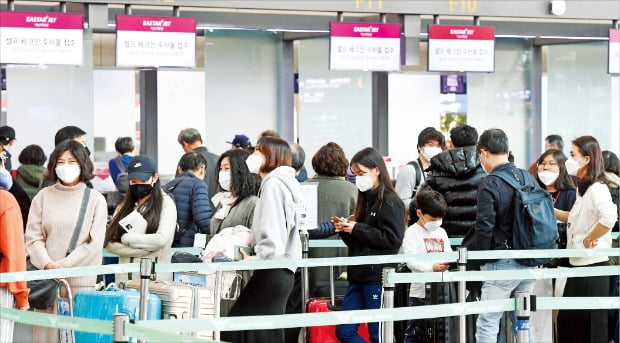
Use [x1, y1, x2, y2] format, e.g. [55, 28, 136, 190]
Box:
[113, 157, 129, 193]
[492, 168, 558, 266]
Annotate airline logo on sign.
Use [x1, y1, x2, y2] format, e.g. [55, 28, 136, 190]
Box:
[330, 22, 401, 71]
[610, 29, 620, 75]
[428, 24, 495, 72]
[0, 11, 84, 65]
[116, 15, 196, 68]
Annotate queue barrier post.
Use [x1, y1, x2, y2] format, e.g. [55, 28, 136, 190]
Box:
[382, 267, 395, 343]
[138, 258, 154, 343]
[515, 291, 531, 343]
[300, 229, 310, 343]
[112, 313, 129, 343]
[457, 247, 468, 342]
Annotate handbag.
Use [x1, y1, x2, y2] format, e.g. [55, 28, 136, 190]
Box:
[27, 187, 91, 309]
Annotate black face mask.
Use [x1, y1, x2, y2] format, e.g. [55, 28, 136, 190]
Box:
[130, 183, 153, 200]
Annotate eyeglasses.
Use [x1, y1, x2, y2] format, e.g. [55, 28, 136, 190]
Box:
[538, 162, 558, 168]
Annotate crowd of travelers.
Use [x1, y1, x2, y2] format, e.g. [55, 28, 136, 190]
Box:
[0, 123, 618, 343]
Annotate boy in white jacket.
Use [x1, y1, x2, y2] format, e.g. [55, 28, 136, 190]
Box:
[400, 190, 452, 343]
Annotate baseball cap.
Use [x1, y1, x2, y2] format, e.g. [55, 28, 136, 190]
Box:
[226, 134, 251, 149]
[127, 155, 157, 181]
[0, 126, 16, 145]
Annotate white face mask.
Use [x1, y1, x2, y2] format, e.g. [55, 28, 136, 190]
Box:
[218, 171, 231, 191]
[245, 153, 264, 174]
[422, 146, 442, 162]
[55, 164, 81, 184]
[565, 158, 579, 176]
[538, 171, 559, 186]
[424, 219, 443, 231]
[355, 175, 374, 192]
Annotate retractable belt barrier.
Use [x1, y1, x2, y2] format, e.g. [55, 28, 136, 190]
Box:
[2, 244, 618, 341]
[3, 248, 618, 283]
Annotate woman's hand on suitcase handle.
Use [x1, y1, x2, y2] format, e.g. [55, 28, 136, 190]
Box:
[44, 261, 63, 281]
[239, 248, 251, 261]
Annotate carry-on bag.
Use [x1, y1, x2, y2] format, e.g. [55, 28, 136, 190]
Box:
[126, 280, 217, 339]
[306, 266, 370, 343]
[73, 285, 162, 343]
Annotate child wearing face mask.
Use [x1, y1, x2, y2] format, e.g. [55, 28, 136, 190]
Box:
[400, 190, 452, 343]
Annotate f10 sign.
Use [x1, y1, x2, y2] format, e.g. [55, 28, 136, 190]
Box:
[116, 15, 196, 68]
[610, 29, 620, 75]
[428, 25, 495, 72]
[0, 11, 84, 65]
[330, 22, 401, 71]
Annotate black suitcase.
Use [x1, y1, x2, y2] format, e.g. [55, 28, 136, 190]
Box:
[394, 263, 411, 343]
[423, 282, 459, 343]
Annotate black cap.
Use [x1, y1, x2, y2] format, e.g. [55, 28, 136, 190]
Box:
[226, 134, 251, 149]
[127, 155, 157, 181]
[0, 126, 16, 145]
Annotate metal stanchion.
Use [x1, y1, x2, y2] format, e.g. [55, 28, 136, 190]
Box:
[138, 258, 154, 343]
[381, 267, 395, 343]
[515, 291, 531, 343]
[112, 313, 129, 343]
[214, 270, 223, 341]
[457, 247, 468, 343]
[300, 229, 310, 343]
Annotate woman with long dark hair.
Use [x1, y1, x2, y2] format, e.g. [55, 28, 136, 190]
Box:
[333, 147, 405, 343]
[105, 155, 177, 282]
[532, 149, 577, 265]
[221, 137, 301, 343]
[210, 149, 260, 233]
[555, 136, 617, 342]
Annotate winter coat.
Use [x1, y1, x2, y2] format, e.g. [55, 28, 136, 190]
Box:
[16, 164, 45, 200]
[164, 172, 212, 247]
[425, 146, 486, 237]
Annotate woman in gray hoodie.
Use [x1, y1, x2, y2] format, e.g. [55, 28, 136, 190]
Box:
[221, 136, 301, 343]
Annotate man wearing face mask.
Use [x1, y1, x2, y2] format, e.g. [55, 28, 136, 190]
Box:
[394, 128, 445, 209]
[164, 152, 212, 247]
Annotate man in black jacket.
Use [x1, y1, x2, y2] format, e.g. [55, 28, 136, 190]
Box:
[424, 124, 485, 238]
[466, 129, 535, 343]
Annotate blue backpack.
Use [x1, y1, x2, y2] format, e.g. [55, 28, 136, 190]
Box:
[492, 168, 558, 266]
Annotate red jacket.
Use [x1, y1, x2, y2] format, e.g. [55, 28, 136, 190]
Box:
[0, 189, 29, 308]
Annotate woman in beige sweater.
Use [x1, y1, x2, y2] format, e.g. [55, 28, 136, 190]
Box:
[105, 155, 177, 282]
[25, 140, 108, 342]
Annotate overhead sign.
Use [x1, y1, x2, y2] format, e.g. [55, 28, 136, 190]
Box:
[428, 25, 495, 72]
[0, 11, 84, 65]
[329, 22, 401, 71]
[116, 15, 196, 68]
[610, 29, 620, 75]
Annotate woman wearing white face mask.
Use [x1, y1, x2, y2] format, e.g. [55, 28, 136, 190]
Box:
[400, 190, 452, 343]
[221, 137, 301, 343]
[210, 149, 260, 234]
[532, 149, 577, 264]
[333, 147, 405, 343]
[555, 136, 617, 343]
[25, 140, 107, 342]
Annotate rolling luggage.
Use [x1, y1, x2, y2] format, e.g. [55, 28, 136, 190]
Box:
[73, 285, 162, 343]
[423, 282, 458, 343]
[126, 280, 217, 339]
[306, 266, 371, 343]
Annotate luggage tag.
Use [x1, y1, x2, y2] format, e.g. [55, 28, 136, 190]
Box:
[193, 233, 207, 249]
[119, 210, 148, 235]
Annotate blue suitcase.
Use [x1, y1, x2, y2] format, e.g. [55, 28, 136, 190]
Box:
[73, 286, 162, 343]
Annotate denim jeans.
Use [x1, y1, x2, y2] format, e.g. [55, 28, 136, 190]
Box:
[403, 297, 425, 343]
[475, 259, 535, 343]
[336, 283, 382, 343]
